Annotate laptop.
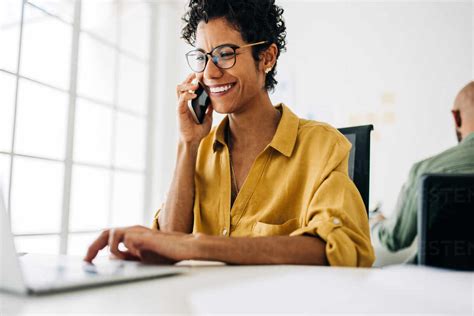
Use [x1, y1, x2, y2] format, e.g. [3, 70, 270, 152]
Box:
[418, 174, 474, 270]
[0, 188, 187, 295]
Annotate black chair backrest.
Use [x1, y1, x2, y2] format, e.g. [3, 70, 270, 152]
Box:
[418, 174, 474, 271]
[337, 125, 373, 214]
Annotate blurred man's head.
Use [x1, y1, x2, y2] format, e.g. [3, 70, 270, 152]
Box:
[452, 81, 474, 142]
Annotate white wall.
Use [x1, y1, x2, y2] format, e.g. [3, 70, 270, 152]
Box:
[273, 0, 472, 214]
[147, 1, 187, 219]
[151, 0, 473, 217]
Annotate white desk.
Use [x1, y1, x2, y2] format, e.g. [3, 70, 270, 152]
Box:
[1, 264, 473, 315]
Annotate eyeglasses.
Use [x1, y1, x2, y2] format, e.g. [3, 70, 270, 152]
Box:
[185, 41, 268, 73]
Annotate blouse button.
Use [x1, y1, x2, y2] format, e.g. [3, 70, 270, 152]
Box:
[333, 217, 341, 225]
[222, 228, 228, 236]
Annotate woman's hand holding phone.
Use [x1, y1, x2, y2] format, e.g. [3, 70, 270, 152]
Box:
[176, 73, 213, 146]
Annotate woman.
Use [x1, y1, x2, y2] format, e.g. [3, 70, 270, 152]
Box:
[85, 0, 374, 267]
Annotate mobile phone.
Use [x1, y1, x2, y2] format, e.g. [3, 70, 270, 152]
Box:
[187, 82, 210, 124]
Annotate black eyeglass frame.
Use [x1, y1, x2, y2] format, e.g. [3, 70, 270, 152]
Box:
[185, 41, 268, 73]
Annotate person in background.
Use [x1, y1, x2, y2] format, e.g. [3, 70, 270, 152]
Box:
[84, 0, 374, 267]
[372, 81, 474, 261]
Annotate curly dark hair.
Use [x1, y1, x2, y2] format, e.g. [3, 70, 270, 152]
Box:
[181, 0, 287, 92]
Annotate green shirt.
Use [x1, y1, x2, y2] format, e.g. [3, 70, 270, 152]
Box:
[377, 132, 474, 253]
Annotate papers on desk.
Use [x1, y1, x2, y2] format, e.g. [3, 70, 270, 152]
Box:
[175, 260, 226, 267]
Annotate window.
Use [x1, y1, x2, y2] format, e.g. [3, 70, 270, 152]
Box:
[0, 0, 153, 255]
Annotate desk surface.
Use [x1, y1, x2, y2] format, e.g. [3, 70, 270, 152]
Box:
[1, 263, 473, 315]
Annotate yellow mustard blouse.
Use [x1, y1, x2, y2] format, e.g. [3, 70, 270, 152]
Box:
[153, 104, 375, 267]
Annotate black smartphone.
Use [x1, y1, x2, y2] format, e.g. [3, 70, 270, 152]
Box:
[187, 82, 210, 124]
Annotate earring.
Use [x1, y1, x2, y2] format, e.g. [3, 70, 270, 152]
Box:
[265, 67, 272, 74]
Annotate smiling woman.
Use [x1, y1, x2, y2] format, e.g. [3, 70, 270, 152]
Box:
[85, 0, 375, 267]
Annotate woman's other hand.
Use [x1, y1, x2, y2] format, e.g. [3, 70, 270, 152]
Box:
[84, 225, 154, 263]
[83, 225, 199, 264]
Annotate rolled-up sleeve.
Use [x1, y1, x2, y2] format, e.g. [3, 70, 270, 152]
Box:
[290, 170, 375, 267]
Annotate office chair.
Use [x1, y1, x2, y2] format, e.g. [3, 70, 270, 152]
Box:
[418, 174, 474, 271]
[337, 124, 373, 214]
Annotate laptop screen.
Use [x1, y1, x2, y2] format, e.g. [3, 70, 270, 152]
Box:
[419, 175, 474, 270]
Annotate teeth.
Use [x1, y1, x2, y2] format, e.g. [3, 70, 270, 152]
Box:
[210, 84, 233, 93]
